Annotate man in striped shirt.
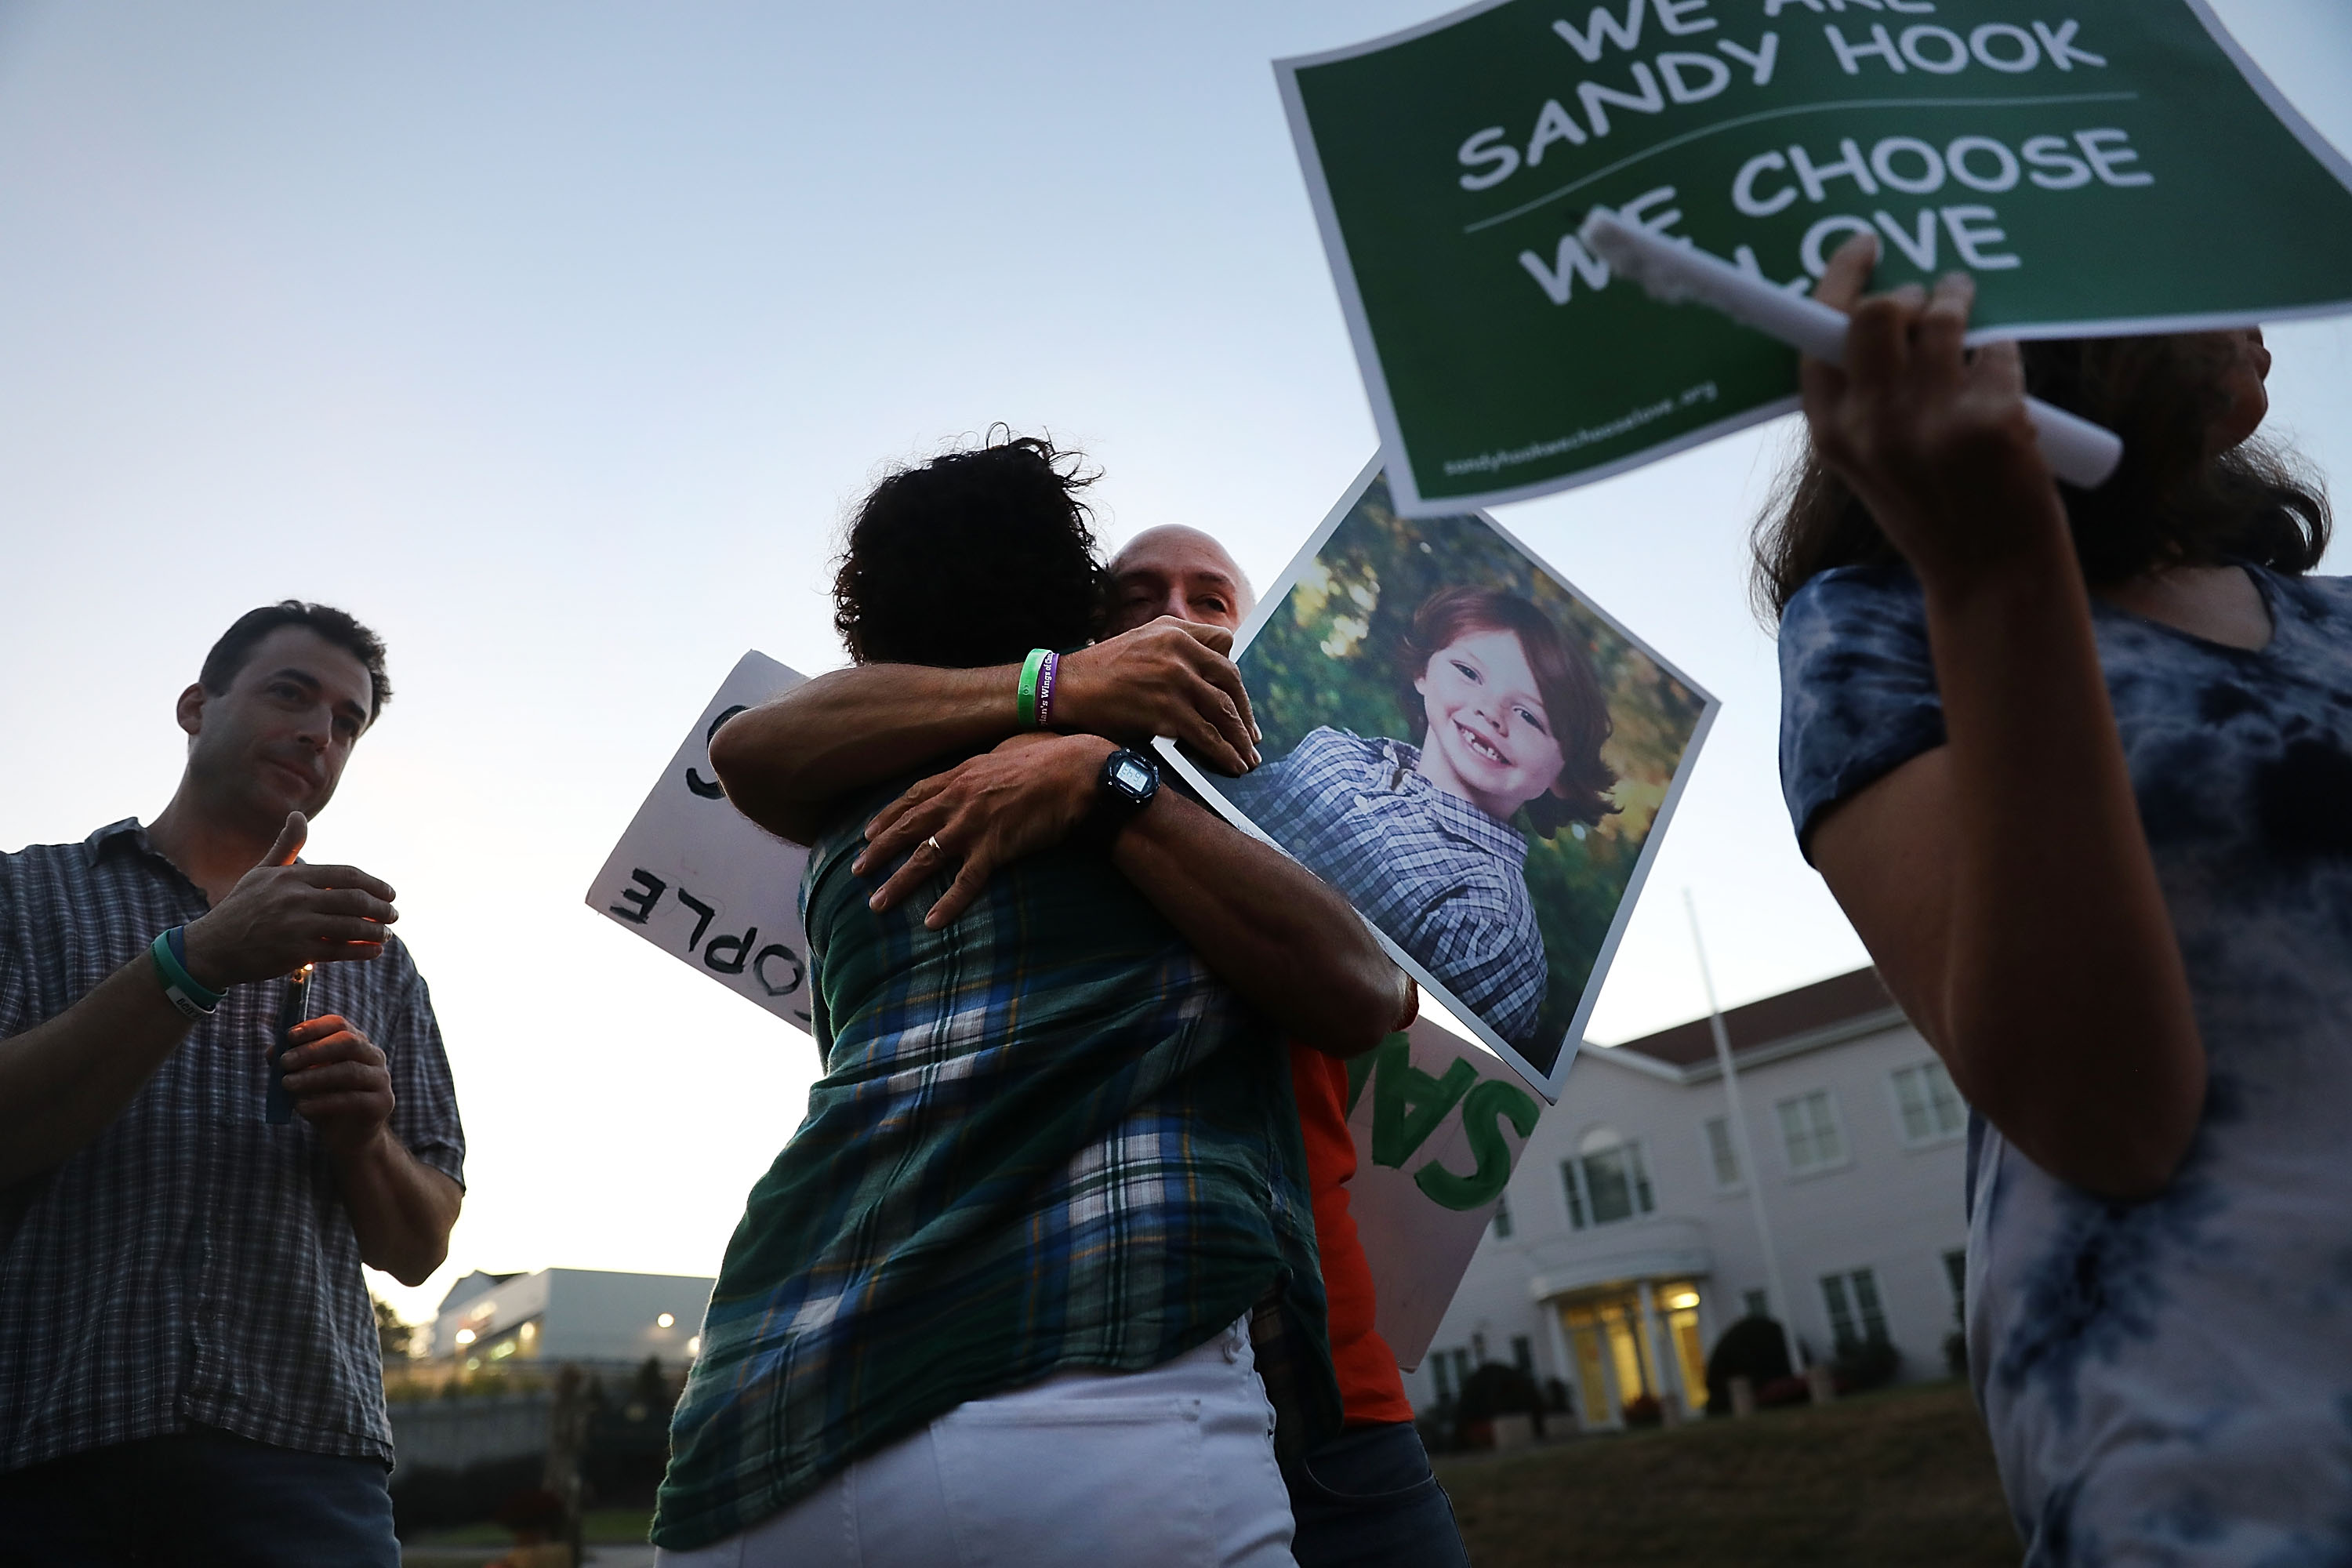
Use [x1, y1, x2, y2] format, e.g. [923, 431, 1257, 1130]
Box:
[0, 602, 465, 1566]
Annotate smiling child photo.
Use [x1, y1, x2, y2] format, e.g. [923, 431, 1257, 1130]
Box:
[1172, 463, 1715, 1098]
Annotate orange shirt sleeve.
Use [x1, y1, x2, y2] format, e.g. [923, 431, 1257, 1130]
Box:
[1290, 1044, 1417, 1427]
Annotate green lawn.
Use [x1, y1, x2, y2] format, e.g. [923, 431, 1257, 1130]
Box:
[1434, 1381, 2019, 1567]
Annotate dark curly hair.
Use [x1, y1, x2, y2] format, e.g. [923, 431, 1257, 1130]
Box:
[1754, 333, 2330, 619]
[832, 433, 1108, 667]
[200, 601, 391, 724]
[1396, 585, 1617, 836]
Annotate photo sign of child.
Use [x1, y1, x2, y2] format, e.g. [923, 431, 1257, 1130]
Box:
[1159, 460, 1716, 1101]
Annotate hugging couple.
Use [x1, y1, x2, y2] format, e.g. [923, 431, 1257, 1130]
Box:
[649, 434, 1604, 1568]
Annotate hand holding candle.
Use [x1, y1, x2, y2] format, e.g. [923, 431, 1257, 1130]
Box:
[277, 1011, 397, 1155]
[267, 964, 313, 1126]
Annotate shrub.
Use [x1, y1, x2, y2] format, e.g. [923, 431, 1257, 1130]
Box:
[1703, 1316, 1792, 1417]
[1457, 1363, 1548, 1436]
[1831, 1335, 1902, 1393]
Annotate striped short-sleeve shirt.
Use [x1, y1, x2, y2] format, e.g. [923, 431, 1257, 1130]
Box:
[0, 820, 466, 1472]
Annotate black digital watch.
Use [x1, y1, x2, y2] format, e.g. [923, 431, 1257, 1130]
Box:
[1083, 746, 1161, 848]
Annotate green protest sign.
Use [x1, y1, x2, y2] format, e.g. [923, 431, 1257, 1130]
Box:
[1277, 0, 2352, 513]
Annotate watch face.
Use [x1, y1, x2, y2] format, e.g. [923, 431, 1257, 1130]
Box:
[1112, 757, 1155, 797]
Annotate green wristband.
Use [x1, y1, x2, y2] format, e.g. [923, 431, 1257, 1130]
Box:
[151, 928, 224, 1018]
[1017, 648, 1050, 729]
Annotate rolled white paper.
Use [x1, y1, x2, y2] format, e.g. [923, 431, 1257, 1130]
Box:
[1577, 209, 2125, 491]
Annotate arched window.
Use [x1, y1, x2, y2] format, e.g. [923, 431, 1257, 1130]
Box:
[1560, 1125, 1656, 1229]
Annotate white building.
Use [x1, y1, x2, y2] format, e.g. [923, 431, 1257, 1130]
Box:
[423, 1267, 717, 1375]
[1411, 968, 1970, 1429]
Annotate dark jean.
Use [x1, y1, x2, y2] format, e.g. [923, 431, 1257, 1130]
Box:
[0, 1425, 399, 1567]
[1285, 1420, 1471, 1568]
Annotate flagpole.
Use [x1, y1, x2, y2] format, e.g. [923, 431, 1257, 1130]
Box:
[1685, 889, 1800, 1376]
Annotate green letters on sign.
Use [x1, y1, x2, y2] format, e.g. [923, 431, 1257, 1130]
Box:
[1369, 1035, 1479, 1170]
[1415, 1078, 1541, 1210]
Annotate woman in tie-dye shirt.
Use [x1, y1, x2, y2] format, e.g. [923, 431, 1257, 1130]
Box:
[1767, 234, 2347, 1562]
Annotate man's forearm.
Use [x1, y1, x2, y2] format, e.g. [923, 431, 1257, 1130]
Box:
[712, 664, 1023, 842]
[0, 956, 193, 1187]
[1112, 791, 1407, 1058]
[333, 1127, 463, 1287]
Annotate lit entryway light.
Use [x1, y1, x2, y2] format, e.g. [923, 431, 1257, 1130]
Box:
[656, 1313, 676, 1329]
[1666, 1290, 1700, 1311]
[454, 1328, 477, 1345]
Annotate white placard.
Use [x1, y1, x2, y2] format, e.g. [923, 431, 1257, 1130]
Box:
[586, 652, 818, 1031]
[1346, 1015, 1542, 1370]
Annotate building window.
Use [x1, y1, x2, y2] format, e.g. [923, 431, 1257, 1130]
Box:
[1432, 1346, 1477, 1404]
[1742, 1288, 1769, 1320]
[1512, 1335, 1535, 1378]
[1492, 1192, 1513, 1239]
[1820, 1268, 1889, 1349]
[1562, 1127, 1656, 1230]
[1703, 1116, 1741, 1189]
[1944, 1248, 1967, 1320]
[1777, 1090, 1848, 1174]
[1892, 1061, 1968, 1145]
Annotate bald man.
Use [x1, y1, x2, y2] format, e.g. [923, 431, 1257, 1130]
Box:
[1111, 531, 1468, 1568]
[1109, 525, 1254, 630]
[722, 528, 1471, 1568]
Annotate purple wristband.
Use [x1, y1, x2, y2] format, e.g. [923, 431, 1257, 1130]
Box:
[1036, 651, 1059, 728]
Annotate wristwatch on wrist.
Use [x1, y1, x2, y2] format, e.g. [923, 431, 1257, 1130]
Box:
[1082, 746, 1161, 848]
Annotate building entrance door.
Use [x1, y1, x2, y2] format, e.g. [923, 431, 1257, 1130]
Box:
[1555, 1279, 1710, 1425]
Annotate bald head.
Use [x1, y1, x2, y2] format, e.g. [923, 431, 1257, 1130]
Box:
[1108, 525, 1255, 635]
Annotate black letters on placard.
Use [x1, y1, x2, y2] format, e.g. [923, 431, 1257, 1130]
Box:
[675, 890, 717, 952]
[609, 869, 666, 925]
[704, 927, 757, 975]
[612, 862, 813, 1021]
[752, 943, 805, 998]
[684, 706, 750, 799]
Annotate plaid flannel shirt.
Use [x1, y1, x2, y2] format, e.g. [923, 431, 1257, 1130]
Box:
[652, 781, 1333, 1551]
[0, 821, 465, 1472]
[1225, 727, 1548, 1051]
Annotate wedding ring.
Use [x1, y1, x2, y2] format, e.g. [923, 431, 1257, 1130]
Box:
[925, 835, 946, 856]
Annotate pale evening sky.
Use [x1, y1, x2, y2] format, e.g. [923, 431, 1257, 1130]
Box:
[2, 2, 2347, 1324]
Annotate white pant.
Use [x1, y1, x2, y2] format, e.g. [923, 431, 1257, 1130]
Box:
[655, 1316, 1298, 1568]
